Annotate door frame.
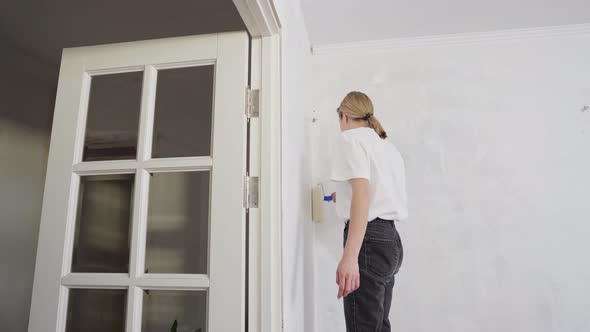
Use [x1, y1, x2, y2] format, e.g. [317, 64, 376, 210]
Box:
[233, 1, 283, 331]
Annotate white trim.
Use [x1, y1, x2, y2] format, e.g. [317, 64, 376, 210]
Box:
[61, 273, 210, 289]
[312, 22, 590, 55]
[55, 287, 68, 332]
[137, 65, 157, 161]
[260, 33, 283, 332]
[135, 276, 210, 290]
[248, 34, 283, 332]
[248, 38, 262, 332]
[65, 34, 219, 69]
[207, 31, 249, 332]
[142, 157, 213, 172]
[126, 287, 143, 332]
[151, 60, 215, 70]
[233, 0, 281, 37]
[71, 72, 91, 164]
[86, 66, 144, 76]
[72, 160, 138, 174]
[128, 169, 150, 294]
[61, 273, 130, 288]
[60, 174, 81, 277]
[71, 157, 213, 174]
[129, 168, 149, 291]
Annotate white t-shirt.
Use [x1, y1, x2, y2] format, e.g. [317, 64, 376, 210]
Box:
[330, 127, 408, 222]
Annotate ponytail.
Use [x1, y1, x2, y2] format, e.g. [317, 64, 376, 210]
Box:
[367, 115, 387, 139]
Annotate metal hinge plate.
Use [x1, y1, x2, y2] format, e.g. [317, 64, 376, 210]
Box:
[246, 87, 260, 118]
[243, 176, 259, 208]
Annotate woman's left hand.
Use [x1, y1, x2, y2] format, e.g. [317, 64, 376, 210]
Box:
[336, 255, 360, 299]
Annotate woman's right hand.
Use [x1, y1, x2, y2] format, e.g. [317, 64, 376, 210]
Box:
[336, 255, 360, 299]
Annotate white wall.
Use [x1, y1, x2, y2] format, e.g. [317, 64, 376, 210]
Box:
[311, 33, 590, 332]
[272, 0, 316, 331]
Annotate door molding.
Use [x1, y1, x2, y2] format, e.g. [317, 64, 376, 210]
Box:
[234, 1, 283, 331]
[248, 34, 283, 332]
[233, 0, 281, 37]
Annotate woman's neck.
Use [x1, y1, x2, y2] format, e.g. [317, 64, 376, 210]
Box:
[346, 122, 369, 130]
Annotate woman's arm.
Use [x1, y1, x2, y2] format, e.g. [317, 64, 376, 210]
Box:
[344, 178, 370, 259]
[337, 178, 370, 298]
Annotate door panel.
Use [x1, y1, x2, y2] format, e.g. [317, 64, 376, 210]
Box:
[151, 65, 215, 159]
[65, 289, 127, 332]
[145, 171, 210, 275]
[72, 174, 135, 273]
[83, 71, 143, 161]
[141, 290, 207, 332]
[28, 32, 248, 332]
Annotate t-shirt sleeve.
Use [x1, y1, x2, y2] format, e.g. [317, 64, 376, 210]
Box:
[330, 134, 371, 181]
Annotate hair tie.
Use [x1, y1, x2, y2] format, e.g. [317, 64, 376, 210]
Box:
[363, 113, 373, 120]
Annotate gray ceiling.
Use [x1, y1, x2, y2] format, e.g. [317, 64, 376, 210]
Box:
[301, 0, 590, 45]
[0, 0, 246, 66]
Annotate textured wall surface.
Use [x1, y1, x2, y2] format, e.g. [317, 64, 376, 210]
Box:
[273, 0, 316, 331]
[311, 34, 590, 332]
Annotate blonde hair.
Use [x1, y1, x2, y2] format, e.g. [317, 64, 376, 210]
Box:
[338, 91, 387, 139]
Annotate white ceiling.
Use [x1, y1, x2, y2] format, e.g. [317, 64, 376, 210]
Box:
[300, 0, 590, 45]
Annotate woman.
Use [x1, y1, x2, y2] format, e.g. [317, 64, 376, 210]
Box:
[331, 91, 408, 332]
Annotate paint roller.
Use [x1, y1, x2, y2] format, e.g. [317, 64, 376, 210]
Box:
[311, 184, 333, 223]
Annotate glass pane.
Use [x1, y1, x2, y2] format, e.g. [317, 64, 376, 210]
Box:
[152, 65, 214, 158]
[142, 290, 207, 332]
[145, 172, 210, 274]
[72, 174, 134, 273]
[83, 71, 143, 161]
[66, 289, 127, 332]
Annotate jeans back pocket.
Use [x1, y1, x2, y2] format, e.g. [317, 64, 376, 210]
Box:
[365, 237, 399, 278]
[364, 221, 402, 278]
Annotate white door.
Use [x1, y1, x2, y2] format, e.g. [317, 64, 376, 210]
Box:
[28, 32, 249, 332]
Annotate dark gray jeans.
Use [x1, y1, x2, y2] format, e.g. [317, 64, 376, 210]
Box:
[343, 218, 403, 332]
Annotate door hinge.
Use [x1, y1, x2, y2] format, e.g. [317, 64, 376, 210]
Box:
[246, 87, 260, 118]
[243, 176, 259, 208]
